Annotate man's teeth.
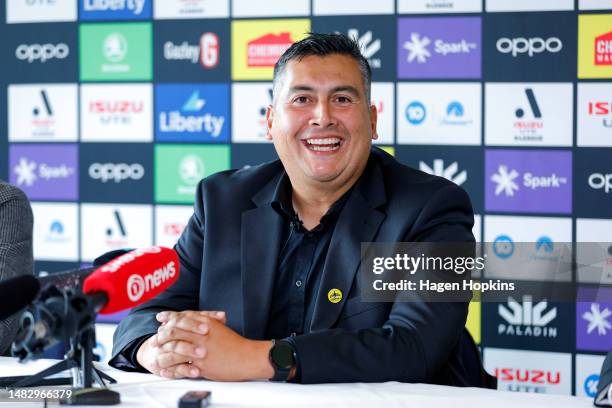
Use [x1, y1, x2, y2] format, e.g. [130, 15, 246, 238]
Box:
[306, 138, 340, 145]
[310, 145, 339, 151]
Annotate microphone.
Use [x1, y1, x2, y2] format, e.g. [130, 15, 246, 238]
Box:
[12, 246, 180, 359]
[596, 350, 612, 406]
[0, 275, 40, 320]
[83, 246, 179, 314]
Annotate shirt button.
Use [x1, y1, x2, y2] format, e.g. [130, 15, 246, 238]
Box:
[295, 280, 302, 287]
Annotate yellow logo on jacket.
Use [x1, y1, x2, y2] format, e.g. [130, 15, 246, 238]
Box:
[328, 288, 342, 304]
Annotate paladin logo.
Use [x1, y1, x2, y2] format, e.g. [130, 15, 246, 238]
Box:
[346, 29, 381, 69]
[498, 295, 558, 338]
[588, 101, 612, 128]
[582, 303, 612, 336]
[514, 88, 544, 142]
[419, 159, 467, 186]
[247, 33, 293, 67]
[595, 31, 612, 66]
[159, 91, 224, 136]
[404, 32, 476, 63]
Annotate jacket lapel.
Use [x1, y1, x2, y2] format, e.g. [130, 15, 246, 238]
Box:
[310, 160, 387, 331]
[241, 174, 284, 340]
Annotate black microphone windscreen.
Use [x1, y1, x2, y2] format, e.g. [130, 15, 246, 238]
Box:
[0, 275, 39, 320]
[93, 248, 134, 267]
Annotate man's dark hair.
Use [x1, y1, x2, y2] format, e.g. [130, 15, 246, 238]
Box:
[272, 32, 372, 104]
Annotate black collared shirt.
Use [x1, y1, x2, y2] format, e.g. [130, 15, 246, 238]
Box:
[266, 173, 351, 340]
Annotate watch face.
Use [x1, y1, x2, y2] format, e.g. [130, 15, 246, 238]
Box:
[271, 343, 294, 369]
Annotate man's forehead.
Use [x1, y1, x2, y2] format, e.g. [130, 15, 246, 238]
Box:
[282, 55, 365, 92]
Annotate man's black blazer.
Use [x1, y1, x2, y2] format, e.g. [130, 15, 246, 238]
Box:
[111, 147, 479, 385]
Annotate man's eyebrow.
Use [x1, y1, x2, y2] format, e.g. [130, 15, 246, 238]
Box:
[287, 85, 361, 96]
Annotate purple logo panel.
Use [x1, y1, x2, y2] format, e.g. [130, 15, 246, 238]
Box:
[577, 287, 612, 352]
[9, 144, 78, 200]
[485, 149, 572, 214]
[397, 16, 481, 79]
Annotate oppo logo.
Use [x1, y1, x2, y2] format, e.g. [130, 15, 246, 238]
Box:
[89, 163, 145, 183]
[496, 37, 562, 57]
[15, 43, 69, 63]
[589, 173, 612, 193]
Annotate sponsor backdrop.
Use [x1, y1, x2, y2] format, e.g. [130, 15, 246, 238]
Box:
[2, 0, 612, 396]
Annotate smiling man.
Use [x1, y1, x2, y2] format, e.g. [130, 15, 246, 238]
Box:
[110, 33, 485, 385]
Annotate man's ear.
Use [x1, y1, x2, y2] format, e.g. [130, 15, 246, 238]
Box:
[265, 105, 274, 141]
[370, 104, 379, 140]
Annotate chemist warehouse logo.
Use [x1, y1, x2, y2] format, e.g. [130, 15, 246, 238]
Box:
[155, 84, 229, 142]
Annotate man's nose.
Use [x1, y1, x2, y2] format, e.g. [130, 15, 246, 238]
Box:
[309, 100, 337, 128]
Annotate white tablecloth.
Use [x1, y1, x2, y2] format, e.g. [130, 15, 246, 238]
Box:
[0, 357, 594, 407]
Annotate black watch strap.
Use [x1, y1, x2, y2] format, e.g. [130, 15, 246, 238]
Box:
[269, 339, 296, 382]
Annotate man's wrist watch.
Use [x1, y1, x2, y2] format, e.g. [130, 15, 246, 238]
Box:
[268, 339, 297, 382]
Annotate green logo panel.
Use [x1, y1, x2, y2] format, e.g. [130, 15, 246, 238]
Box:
[80, 23, 152, 81]
[155, 144, 231, 204]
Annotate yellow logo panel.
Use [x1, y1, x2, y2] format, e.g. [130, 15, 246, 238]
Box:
[232, 19, 311, 80]
[465, 299, 481, 344]
[327, 288, 342, 304]
[578, 14, 612, 78]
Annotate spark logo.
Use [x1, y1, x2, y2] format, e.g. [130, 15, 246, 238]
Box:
[491, 165, 520, 197]
[582, 303, 612, 336]
[347, 29, 381, 68]
[498, 296, 558, 338]
[419, 159, 467, 186]
[404, 33, 431, 63]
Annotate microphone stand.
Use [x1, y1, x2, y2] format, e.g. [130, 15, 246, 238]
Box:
[0, 287, 120, 405]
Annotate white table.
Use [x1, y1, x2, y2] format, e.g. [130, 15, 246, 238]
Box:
[0, 357, 594, 407]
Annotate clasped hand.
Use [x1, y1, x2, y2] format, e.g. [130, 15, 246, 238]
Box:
[135, 310, 273, 381]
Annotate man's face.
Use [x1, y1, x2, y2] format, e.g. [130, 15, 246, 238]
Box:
[266, 54, 377, 191]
